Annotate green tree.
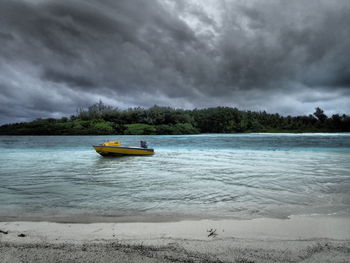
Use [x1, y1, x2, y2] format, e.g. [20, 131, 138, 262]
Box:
[124, 124, 156, 135]
[313, 107, 327, 122]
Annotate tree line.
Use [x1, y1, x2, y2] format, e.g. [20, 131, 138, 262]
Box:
[0, 101, 349, 135]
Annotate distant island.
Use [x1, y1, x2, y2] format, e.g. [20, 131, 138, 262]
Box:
[0, 101, 349, 135]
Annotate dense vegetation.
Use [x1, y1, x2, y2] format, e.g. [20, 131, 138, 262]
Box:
[0, 101, 349, 135]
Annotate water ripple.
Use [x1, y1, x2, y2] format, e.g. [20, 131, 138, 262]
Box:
[0, 134, 349, 219]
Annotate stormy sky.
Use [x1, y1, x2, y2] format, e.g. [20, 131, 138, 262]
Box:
[0, 0, 350, 124]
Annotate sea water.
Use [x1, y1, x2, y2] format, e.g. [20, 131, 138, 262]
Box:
[0, 134, 349, 221]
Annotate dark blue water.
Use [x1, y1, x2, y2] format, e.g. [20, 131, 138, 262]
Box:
[0, 134, 349, 221]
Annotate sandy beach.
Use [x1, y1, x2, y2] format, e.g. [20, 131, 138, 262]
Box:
[1, 215, 350, 262]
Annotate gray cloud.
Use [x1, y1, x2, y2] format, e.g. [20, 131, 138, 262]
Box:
[43, 69, 95, 88]
[0, 0, 349, 124]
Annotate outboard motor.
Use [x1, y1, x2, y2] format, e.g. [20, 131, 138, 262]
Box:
[140, 141, 148, 148]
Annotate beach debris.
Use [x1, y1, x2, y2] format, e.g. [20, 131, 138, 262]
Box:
[236, 259, 255, 263]
[0, 230, 8, 235]
[207, 228, 218, 238]
[17, 233, 26, 237]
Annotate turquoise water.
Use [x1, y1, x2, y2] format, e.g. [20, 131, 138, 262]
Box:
[0, 134, 350, 221]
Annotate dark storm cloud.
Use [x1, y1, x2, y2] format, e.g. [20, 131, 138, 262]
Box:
[43, 69, 95, 88]
[0, 0, 350, 123]
[218, 0, 350, 91]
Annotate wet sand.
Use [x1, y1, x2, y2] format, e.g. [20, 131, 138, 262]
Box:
[1, 215, 350, 262]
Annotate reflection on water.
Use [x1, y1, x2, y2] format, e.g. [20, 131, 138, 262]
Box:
[0, 134, 350, 220]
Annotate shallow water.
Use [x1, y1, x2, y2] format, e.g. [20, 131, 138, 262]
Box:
[0, 134, 350, 221]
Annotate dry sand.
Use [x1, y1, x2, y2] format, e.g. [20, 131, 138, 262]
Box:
[1, 215, 350, 262]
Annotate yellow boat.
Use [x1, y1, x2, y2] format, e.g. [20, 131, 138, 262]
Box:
[93, 140, 154, 157]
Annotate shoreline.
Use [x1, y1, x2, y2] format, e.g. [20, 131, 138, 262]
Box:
[0, 211, 345, 223]
[1, 215, 350, 242]
[0, 212, 292, 224]
[1, 132, 350, 136]
[1, 215, 350, 262]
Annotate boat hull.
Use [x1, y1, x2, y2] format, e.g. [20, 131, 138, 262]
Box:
[93, 145, 154, 156]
